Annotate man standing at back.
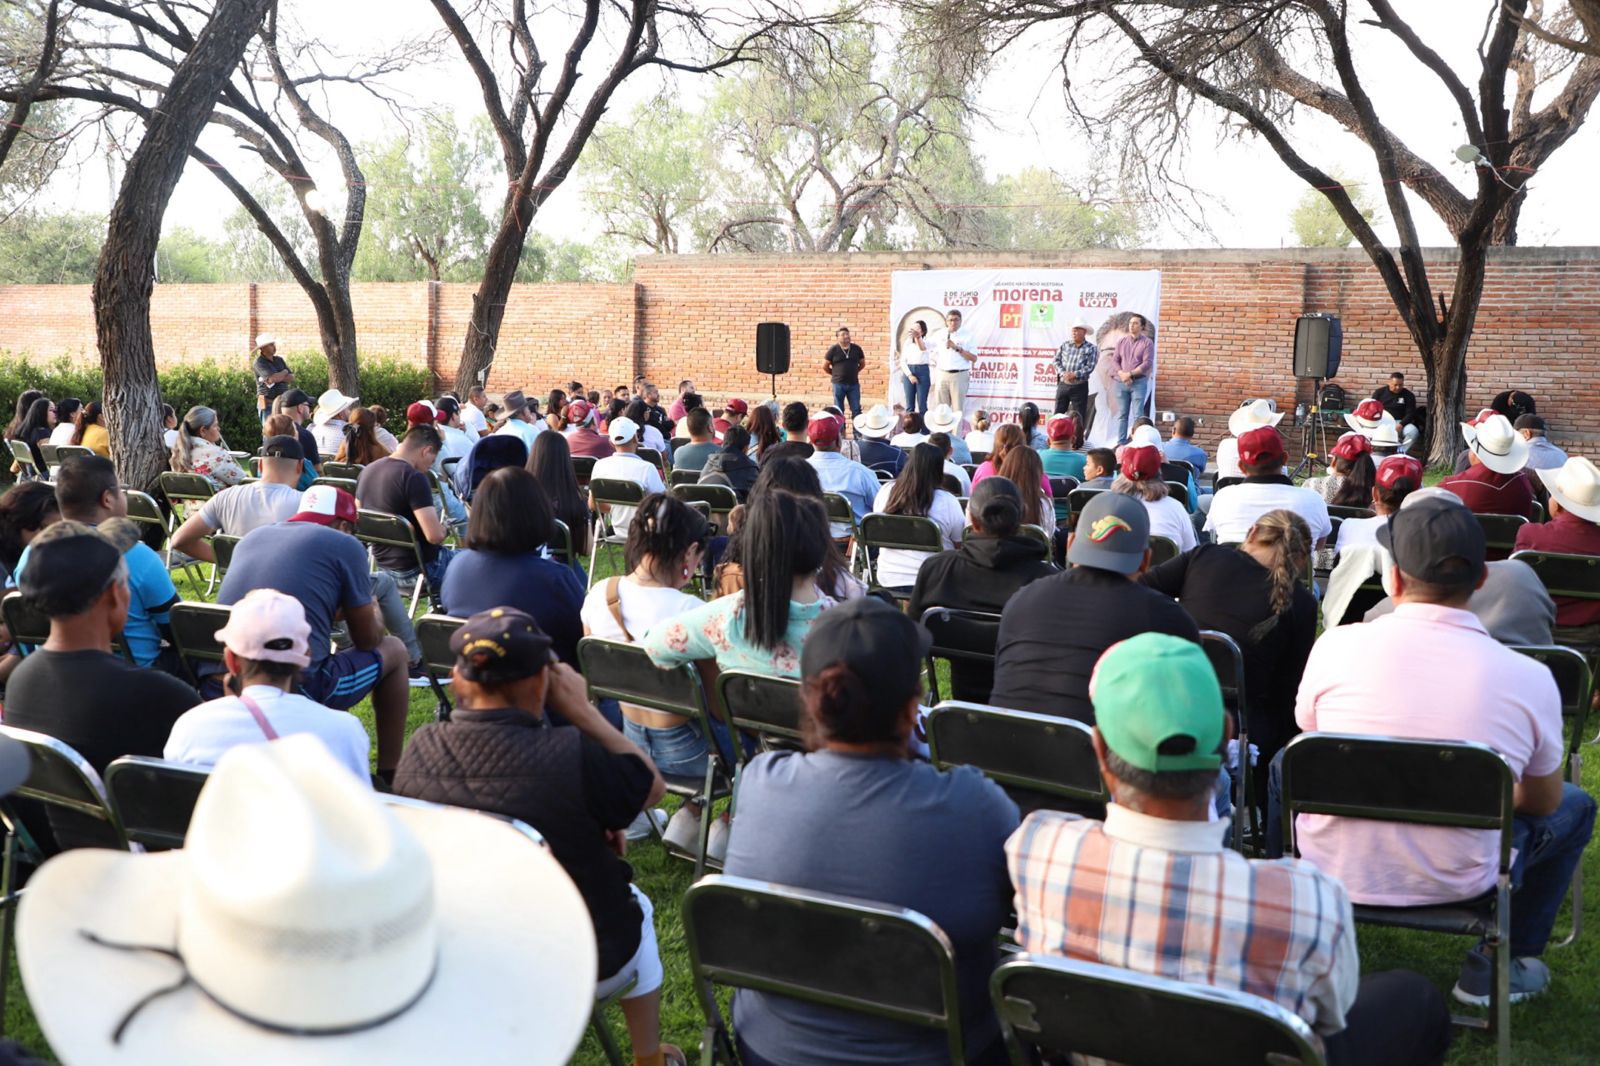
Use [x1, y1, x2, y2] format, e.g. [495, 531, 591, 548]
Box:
[1109, 313, 1154, 446]
[990, 492, 1198, 723]
[590, 416, 665, 537]
[1293, 494, 1595, 1006]
[252, 334, 293, 424]
[824, 327, 866, 424]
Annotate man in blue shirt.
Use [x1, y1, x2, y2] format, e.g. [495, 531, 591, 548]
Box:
[1162, 416, 1209, 474]
[805, 414, 880, 539]
[11, 456, 178, 672]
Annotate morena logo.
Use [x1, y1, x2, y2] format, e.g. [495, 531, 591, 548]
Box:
[1079, 291, 1118, 309]
[943, 290, 980, 308]
[999, 303, 1023, 329]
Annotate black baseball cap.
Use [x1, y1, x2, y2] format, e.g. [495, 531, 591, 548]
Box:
[282, 388, 312, 408]
[19, 523, 124, 617]
[1377, 494, 1486, 584]
[261, 434, 304, 462]
[450, 607, 554, 684]
[799, 597, 930, 709]
[435, 396, 461, 419]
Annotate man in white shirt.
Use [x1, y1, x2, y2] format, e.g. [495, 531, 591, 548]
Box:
[590, 416, 665, 536]
[1216, 398, 1284, 480]
[931, 309, 978, 412]
[432, 397, 476, 464]
[1205, 426, 1331, 546]
[805, 413, 880, 538]
[310, 388, 359, 457]
[462, 386, 491, 438]
[164, 589, 371, 782]
[170, 435, 304, 564]
[494, 389, 544, 451]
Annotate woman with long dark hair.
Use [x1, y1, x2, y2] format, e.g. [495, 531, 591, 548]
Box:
[1307, 432, 1377, 508]
[4, 390, 42, 443]
[699, 424, 759, 500]
[70, 400, 109, 457]
[717, 456, 861, 600]
[13, 397, 55, 472]
[333, 407, 391, 466]
[644, 488, 837, 677]
[170, 405, 245, 488]
[528, 429, 592, 558]
[996, 444, 1056, 536]
[746, 404, 781, 460]
[970, 423, 1022, 487]
[898, 318, 932, 413]
[871, 443, 965, 588]
[1018, 402, 1047, 450]
[49, 397, 81, 447]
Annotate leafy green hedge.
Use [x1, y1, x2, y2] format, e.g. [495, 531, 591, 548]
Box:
[0, 352, 434, 446]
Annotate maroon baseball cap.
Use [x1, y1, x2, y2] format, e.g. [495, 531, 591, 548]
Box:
[1237, 426, 1286, 465]
[405, 401, 436, 427]
[288, 485, 359, 527]
[1119, 445, 1162, 481]
[1331, 432, 1372, 461]
[806, 414, 842, 446]
[1046, 414, 1077, 442]
[1376, 454, 1424, 490]
[725, 398, 748, 415]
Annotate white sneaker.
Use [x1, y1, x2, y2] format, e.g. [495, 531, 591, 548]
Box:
[706, 815, 731, 865]
[626, 808, 668, 843]
[661, 803, 703, 854]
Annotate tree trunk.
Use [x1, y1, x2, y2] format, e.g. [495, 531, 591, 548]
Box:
[452, 196, 531, 395]
[95, 0, 274, 491]
[322, 271, 361, 394]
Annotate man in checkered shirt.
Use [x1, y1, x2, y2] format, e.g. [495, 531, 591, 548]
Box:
[1004, 633, 1450, 1065]
[1053, 321, 1097, 443]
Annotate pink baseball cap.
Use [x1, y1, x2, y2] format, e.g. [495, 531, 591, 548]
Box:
[213, 589, 312, 667]
[289, 485, 359, 527]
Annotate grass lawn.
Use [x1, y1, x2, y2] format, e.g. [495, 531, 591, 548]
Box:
[4, 529, 1597, 1064]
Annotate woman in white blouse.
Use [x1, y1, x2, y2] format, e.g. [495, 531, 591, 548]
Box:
[869, 443, 966, 589]
[897, 318, 932, 415]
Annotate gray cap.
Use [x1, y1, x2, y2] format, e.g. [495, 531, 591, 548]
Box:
[1068, 491, 1150, 573]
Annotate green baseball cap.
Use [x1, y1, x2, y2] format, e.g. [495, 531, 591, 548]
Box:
[1090, 633, 1224, 773]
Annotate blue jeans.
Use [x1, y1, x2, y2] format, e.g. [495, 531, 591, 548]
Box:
[900, 366, 931, 414]
[622, 715, 746, 780]
[832, 382, 862, 421]
[1112, 374, 1152, 444]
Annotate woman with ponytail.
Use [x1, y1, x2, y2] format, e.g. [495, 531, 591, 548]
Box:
[1139, 508, 1317, 782]
[908, 476, 1058, 702]
[169, 405, 245, 488]
[721, 596, 1018, 1066]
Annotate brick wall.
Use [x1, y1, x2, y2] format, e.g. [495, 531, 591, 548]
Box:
[2, 247, 1597, 447]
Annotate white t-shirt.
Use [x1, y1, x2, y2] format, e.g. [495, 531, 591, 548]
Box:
[49, 422, 77, 447]
[944, 461, 972, 495]
[461, 403, 489, 438]
[162, 428, 178, 449]
[1215, 437, 1242, 480]
[1204, 481, 1333, 545]
[965, 430, 994, 454]
[870, 484, 965, 588]
[164, 686, 371, 783]
[899, 338, 929, 368]
[581, 577, 702, 643]
[1335, 514, 1384, 554]
[591, 452, 665, 535]
[1143, 494, 1197, 553]
[496, 418, 544, 451]
[312, 419, 347, 457]
[197, 481, 303, 536]
[437, 424, 474, 464]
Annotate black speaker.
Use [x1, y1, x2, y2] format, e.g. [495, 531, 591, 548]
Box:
[756, 322, 791, 376]
[1293, 313, 1342, 379]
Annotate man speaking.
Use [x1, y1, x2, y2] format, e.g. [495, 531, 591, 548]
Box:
[824, 326, 866, 423]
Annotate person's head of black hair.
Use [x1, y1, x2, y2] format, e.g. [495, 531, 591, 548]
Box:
[901, 412, 925, 436]
[752, 455, 823, 499]
[968, 475, 1023, 538]
[6, 390, 42, 439]
[527, 428, 588, 540]
[682, 392, 704, 413]
[1018, 402, 1041, 438]
[54, 454, 119, 522]
[885, 443, 944, 517]
[1175, 416, 1195, 437]
[742, 489, 828, 651]
[927, 431, 952, 457]
[401, 423, 443, 453]
[16, 396, 52, 442]
[624, 397, 648, 424]
[686, 408, 713, 439]
[722, 425, 751, 453]
[547, 389, 566, 415]
[0, 481, 60, 573]
[625, 493, 710, 576]
[55, 397, 82, 426]
[1514, 413, 1547, 436]
[781, 401, 809, 435]
[1085, 447, 1117, 479]
[607, 398, 627, 424]
[467, 466, 552, 554]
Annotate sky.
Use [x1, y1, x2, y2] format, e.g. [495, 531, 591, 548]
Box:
[40, 0, 1600, 251]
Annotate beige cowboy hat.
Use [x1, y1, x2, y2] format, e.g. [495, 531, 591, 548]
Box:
[924, 403, 962, 435]
[17, 735, 597, 1065]
[311, 388, 359, 426]
[854, 403, 896, 438]
[1537, 456, 1600, 523]
[1227, 398, 1284, 438]
[1461, 411, 1530, 475]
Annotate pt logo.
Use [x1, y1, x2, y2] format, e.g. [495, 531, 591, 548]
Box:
[999, 303, 1023, 329]
[1029, 303, 1055, 326]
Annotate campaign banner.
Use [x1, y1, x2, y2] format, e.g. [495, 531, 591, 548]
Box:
[887, 268, 1161, 448]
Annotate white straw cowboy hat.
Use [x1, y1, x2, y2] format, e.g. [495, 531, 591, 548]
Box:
[924, 403, 962, 435]
[1227, 398, 1284, 438]
[17, 735, 597, 1066]
[311, 388, 359, 427]
[1364, 418, 1401, 448]
[1461, 411, 1530, 475]
[1537, 456, 1600, 523]
[854, 403, 896, 438]
[254, 334, 277, 350]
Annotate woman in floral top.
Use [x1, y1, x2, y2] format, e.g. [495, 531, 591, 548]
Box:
[1304, 432, 1376, 569]
[169, 405, 246, 490]
[643, 489, 838, 679]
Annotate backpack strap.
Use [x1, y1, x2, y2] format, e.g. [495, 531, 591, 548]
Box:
[605, 577, 632, 641]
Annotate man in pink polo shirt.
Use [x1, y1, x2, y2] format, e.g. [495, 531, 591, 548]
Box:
[1292, 493, 1594, 1006]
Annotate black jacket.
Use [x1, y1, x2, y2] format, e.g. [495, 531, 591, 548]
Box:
[859, 437, 908, 475]
[701, 447, 761, 500]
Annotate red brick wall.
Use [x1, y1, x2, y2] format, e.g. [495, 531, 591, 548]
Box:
[1, 247, 1597, 446]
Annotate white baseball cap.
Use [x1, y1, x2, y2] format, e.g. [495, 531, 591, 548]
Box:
[607, 415, 641, 444]
[213, 588, 311, 667]
[254, 333, 276, 349]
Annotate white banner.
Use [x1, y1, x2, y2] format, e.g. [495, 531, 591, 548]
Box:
[888, 267, 1161, 448]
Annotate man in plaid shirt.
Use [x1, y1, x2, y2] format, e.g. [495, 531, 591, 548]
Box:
[1005, 634, 1450, 1065]
[1053, 321, 1097, 444]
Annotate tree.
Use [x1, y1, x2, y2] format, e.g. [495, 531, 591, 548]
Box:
[429, 0, 839, 394]
[0, 0, 63, 210]
[0, 211, 103, 283]
[94, 0, 274, 491]
[353, 114, 496, 282]
[583, 99, 713, 254]
[983, 168, 1144, 250]
[916, 0, 1600, 464]
[1290, 174, 1379, 247]
[156, 226, 232, 283]
[220, 176, 315, 282]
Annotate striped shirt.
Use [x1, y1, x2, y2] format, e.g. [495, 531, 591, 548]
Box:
[1005, 806, 1358, 1039]
[1054, 340, 1098, 380]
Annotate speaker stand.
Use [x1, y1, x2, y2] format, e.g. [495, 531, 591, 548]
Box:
[1289, 377, 1334, 482]
[770, 372, 778, 404]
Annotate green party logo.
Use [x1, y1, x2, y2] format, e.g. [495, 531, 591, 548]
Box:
[1029, 303, 1055, 326]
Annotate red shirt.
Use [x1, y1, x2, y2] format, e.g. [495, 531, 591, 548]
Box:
[564, 427, 615, 459]
[1439, 464, 1535, 518]
[1513, 510, 1600, 626]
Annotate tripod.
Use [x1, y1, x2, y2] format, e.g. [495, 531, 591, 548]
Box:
[1289, 377, 1335, 482]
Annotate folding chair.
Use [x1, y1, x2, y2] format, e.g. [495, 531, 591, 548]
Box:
[1066, 486, 1105, 532]
[247, 455, 265, 478]
[925, 702, 1107, 816]
[1474, 513, 1528, 559]
[168, 601, 231, 685]
[857, 513, 942, 599]
[822, 492, 861, 572]
[920, 607, 1001, 705]
[6, 440, 41, 482]
[206, 533, 241, 596]
[36, 442, 59, 478]
[1046, 476, 1078, 500]
[668, 468, 700, 487]
[1508, 644, 1591, 945]
[1198, 629, 1254, 853]
[577, 637, 732, 877]
[0, 727, 130, 1032]
[549, 517, 576, 569]
[414, 614, 466, 720]
[672, 482, 739, 524]
[715, 670, 805, 768]
[941, 473, 964, 496]
[572, 455, 597, 491]
[1510, 550, 1600, 642]
[123, 488, 172, 557]
[104, 756, 209, 851]
[310, 476, 358, 494]
[670, 437, 691, 452]
[156, 471, 216, 568]
[355, 510, 431, 614]
[991, 953, 1325, 1066]
[52, 444, 93, 465]
[638, 449, 669, 480]
[320, 460, 364, 480]
[1327, 503, 1376, 521]
[588, 479, 646, 584]
[1149, 534, 1181, 566]
[1164, 480, 1191, 510]
[683, 875, 967, 1066]
[1335, 576, 1387, 626]
[0, 591, 133, 664]
[1281, 733, 1515, 1061]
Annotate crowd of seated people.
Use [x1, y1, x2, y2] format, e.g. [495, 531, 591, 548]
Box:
[0, 378, 1595, 1066]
